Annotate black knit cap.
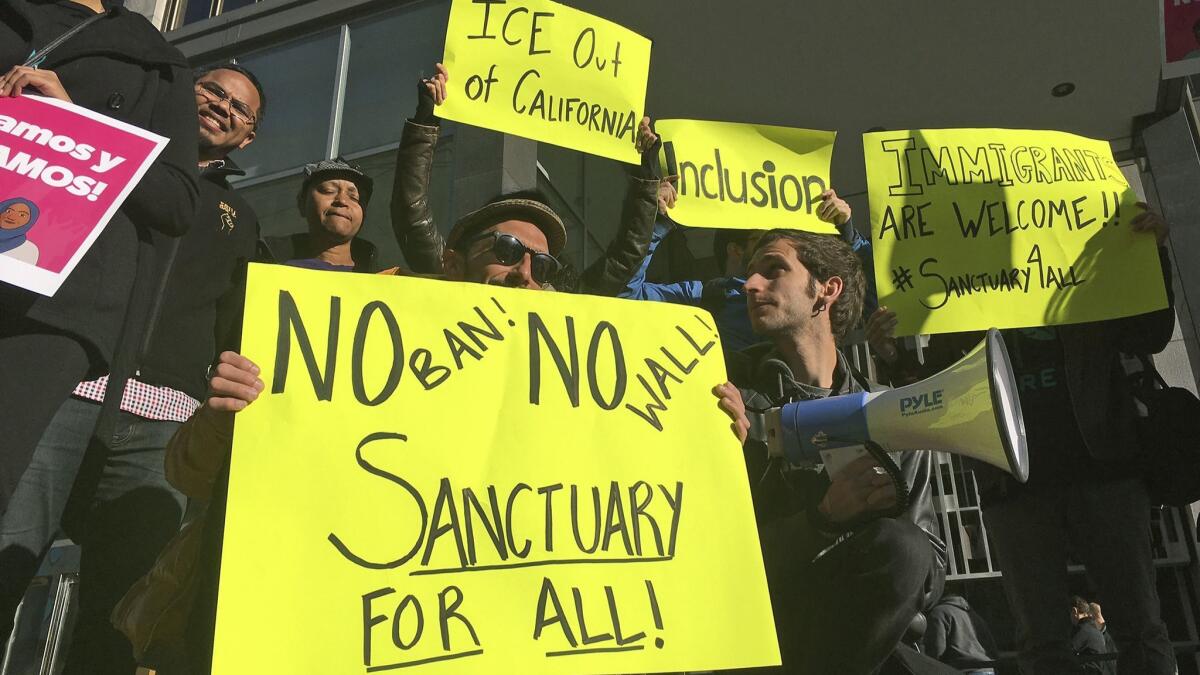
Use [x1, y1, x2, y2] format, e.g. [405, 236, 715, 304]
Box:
[296, 157, 374, 207]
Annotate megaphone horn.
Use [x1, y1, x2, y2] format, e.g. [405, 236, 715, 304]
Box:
[751, 328, 1029, 483]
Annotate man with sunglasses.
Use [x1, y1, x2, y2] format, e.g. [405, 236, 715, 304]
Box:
[391, 63, 660, 295]
[0, 62, 266, 673]
[441, 191, 566, 288]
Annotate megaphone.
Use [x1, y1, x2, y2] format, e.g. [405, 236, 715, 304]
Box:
[754, 328, 1028, 482]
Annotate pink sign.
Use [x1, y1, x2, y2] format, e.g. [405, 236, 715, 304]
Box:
[0, 95, 167, 296]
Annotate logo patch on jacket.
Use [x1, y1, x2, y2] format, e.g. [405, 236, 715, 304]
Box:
[219, 201, 237, 233]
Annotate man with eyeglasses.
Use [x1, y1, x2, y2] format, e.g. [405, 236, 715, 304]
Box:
[0, 62, 265, 674]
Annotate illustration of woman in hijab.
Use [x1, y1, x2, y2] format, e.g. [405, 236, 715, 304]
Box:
[0, 197, 40, 265]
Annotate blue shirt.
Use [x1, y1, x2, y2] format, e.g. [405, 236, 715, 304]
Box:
[284, 258, 356, 272]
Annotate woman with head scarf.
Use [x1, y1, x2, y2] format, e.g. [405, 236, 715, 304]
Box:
[0, 197, 40, 264]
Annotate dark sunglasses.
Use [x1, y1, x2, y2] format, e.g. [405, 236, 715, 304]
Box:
[196, 81, 257, 127]
[465, 231, 562, 285]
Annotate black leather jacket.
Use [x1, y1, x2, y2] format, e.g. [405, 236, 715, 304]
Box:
[729, 344, 948, 602]
[390, 120, 659, 295]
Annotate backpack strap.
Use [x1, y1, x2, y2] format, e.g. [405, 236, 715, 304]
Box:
[23, 9, 111, 68]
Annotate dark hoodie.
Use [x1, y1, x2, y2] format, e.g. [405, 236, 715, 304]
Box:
[136, 160, 260, 402]
[924, 594, 998, 669]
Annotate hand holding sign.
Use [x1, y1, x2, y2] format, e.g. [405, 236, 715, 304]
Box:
[1131, 202, 1169, 245]
[413, 62, 449, 126]
[656, 119, 837, 233]
[817, 189, 851, 226]
[713, 382, 750, 445]
[207, 350, 264, 414]
[421, 63, 449, 106]
[0, 66, 71, 102]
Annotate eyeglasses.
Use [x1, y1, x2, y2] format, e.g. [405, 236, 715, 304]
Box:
[195, 81, 257, 127]
[465, 231, 561, 285]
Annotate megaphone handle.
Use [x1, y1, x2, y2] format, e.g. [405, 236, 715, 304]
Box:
[859, 441, 910, 519]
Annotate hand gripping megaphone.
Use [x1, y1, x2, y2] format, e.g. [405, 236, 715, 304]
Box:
[750, 328, 1029, 482]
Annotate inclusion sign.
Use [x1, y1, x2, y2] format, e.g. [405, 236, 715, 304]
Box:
[657, 119, 837, 233]
[439, 0, 651, 164]
[863, 128, 1167, 336]
[212, 266, 780, 673]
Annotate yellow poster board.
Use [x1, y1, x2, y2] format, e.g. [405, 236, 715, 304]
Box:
[212, 265, 780, 674]
[439, 0, 651, 164]
[657, 119, 837, 233]
[863, 128, 1167, 336]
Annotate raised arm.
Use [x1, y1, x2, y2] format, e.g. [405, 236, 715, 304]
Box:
[577, 117, 667, 296]
[390, 63, 449, 273]
[619, 214, 705, 303]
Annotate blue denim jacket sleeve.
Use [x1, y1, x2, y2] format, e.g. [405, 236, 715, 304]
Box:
[619, 217, 705, 304]
[839, 217, 879, 315]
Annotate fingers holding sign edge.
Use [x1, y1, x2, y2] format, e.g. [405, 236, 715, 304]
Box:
[713, 382, 750, 445]
[208, 351, 264, 413]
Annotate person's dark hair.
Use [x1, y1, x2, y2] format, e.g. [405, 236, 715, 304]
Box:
[1071, 596, 1091, 618]
[751, 229, 865, 343]
[712, 229, 752, 273]
[194, 62, 267, 125]
[1193, 17, 1200, 33]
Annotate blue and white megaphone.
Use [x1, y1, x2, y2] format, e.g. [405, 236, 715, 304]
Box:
[754, 328, 1029, 482]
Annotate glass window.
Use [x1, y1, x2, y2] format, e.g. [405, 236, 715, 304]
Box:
[230, 173, 306, 244]
[340, 1, 449, 156]
[228, 29, 341, 179]
[182, 0, 214, 26]
[219, 0, 258, 14]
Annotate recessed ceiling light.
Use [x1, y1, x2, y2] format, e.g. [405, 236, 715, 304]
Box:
[1051, 82, 1076, 97]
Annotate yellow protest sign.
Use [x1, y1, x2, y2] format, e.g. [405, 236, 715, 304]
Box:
[439, 0, 651, 164]
[863, 128, 1168, 336]
[657, 119, 837, 233]
[212, 265, 780, 674]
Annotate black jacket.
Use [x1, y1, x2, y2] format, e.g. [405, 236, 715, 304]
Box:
[0, 0, 199, 366]
[1073, 620, 1117, 674]
[729, 345, 947, 586]
[137, 160, 260, 402]
[923, 595, 997, 669]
